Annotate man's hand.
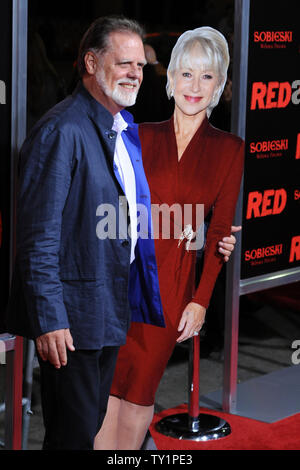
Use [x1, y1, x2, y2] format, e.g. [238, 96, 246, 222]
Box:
[218, 225, 242, 262]
[36, 328, 75, 369]
[177, 302, 206, 343]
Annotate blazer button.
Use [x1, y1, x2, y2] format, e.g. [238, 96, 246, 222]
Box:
[108, 132, 115, 139]
[121, 240, 129, 246]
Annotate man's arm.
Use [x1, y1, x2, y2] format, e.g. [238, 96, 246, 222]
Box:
[18, 125, 74, 366]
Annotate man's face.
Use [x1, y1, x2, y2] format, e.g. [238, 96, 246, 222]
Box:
[95, 31, 146, 115]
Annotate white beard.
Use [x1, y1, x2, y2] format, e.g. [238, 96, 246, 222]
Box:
[111, 82, 139, 107]
[96, 69, 139, 108]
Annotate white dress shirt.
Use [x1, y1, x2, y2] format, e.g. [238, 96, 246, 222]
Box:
[112, 112, 137, 263]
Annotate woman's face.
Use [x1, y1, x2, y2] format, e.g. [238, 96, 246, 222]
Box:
[171, 51, 219, 118]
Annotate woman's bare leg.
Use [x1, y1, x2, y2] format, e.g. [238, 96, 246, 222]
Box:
[94, 396, 154, 450]
[94, 395, 121, 450]
[117, 400, 154, 450]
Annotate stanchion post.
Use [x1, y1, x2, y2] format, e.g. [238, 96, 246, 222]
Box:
[188, 335, 200, 431]
[155, 336, 231, 441]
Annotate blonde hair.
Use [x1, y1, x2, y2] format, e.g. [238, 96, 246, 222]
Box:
[166, 26, 230, 116]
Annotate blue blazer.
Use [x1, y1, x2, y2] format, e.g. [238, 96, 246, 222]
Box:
[6, 82, 164, 349]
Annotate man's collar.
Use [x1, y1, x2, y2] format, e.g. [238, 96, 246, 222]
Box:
[72, 81, 114, 128]
[120, 109, 135, 128]
[112, 112, 128, 133]
[72, 81, 136, 130]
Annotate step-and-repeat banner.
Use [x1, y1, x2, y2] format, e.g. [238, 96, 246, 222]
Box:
[0, 0, 12, 332]
[241, 0, 300, 279]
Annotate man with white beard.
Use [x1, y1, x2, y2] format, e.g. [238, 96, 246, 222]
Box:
[6, 16, 165, 450]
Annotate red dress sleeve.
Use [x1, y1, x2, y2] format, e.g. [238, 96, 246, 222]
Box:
[192, 138, 245, 308]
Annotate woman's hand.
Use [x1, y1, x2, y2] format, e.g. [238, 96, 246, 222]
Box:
[218, 225, 242, 262]
[176, 302, 206, 343]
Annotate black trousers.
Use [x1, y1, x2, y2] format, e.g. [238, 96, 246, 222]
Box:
[38, 346, 120, 450]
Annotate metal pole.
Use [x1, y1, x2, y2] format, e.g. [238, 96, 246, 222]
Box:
[10, 0, 28, 273]
[188, 335, 200, 431]
[240, 266, 300, 295]
[5, 0, 28, 450]
[155, 336, 231, 441]
[21, 340, 35, 450]
[222, 0, 250, 414]
[5, 338, 23, 449]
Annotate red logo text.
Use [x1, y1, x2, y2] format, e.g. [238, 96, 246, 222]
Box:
[246, 189, 287, 219]
[254, 31, 293, 43]
[250, 80, 300, 110]
[250, 139, 288, 153]
[245, 244, 283, 261]
[296, 134, 300, 159]
[289, 236, 300, 262]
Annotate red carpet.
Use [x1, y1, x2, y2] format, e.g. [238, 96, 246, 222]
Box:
[150, 405, 300, 450]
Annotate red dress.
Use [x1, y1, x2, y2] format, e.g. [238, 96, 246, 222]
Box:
[110, 117, 244, 406]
